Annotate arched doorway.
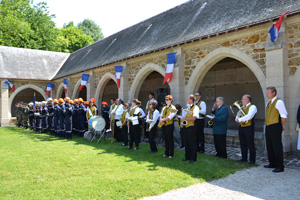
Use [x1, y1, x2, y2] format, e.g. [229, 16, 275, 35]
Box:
[11, 88, 45, 117]
[56, 84, 66, 99]
[197, 57, 265, 131]
[102, 79, 118, 106]
[137, 71, 170, 111]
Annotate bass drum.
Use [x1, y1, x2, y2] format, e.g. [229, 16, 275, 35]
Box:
[84, 131, 93, 140]
[88, 116, 106, 132]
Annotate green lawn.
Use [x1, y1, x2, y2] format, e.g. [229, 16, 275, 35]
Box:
[0, 127, 252, 199]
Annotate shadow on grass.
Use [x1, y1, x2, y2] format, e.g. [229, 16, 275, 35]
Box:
[4, 126, 253, 181]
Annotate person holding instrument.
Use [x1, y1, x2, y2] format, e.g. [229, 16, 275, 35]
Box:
[146, 101, 160, 153]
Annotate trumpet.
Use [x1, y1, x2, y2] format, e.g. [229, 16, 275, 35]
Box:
[180, 109, 193, 128]
[158, 108, 178, 128]
[233, 101, 248, 124]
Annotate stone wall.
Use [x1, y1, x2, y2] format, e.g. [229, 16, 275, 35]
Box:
[287, 23, 300, 75]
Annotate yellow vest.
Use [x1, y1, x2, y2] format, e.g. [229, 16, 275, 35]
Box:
[185, 105, 196, 128]
[129, 107, 137, 122]
[121, 110, 128, 125]
[265, 98, 280, 126]
[196, 100, 204, 117]
[162, 105, 175, 126]
[87, 106, 96, 119]
[111, 104, 116, 111]
[240, 104, 253, 127]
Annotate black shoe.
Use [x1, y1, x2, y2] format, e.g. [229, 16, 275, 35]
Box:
[272, 168, 284, 173]
[189, 160, 196, 164]
[219, 156, 227, 159]
[238, 159, 247, 162]
[182, 159, 189, 162]
[127, 146, 132, 150]
[249, 161, 255, 165]
[264, 164, 276, 168]
[199, 150, 205, 154]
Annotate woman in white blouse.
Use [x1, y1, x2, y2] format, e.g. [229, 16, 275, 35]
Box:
[146, 101, 160, 153]
[128, 99, 141, 150]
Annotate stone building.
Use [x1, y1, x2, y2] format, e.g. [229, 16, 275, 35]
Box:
[1, 0, 300, 154]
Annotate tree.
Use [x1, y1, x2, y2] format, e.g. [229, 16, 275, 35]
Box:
[59, 22, 94, 53]
[78, 19, 104, 42]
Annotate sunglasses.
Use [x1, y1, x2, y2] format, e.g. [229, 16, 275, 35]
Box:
[165, 99, 171, 101]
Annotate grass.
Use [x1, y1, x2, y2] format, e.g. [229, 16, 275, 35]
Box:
[0, 127, 253, 199]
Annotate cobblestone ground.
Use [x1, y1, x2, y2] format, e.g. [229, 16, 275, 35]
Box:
[142, 138, 300, 169]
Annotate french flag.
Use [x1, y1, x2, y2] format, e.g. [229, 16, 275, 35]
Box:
[79, 74, 90, 91]
[5, 80, 15, 91]
[269, 11, 289, 42]
[45, 83, 53, 95]
[63, 78, 68, 94]
[115, 66, 123, 88]
[163, 52, 176, 84]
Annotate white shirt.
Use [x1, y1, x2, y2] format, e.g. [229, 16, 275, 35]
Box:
[121, 111, 130, 123]
[112, 105, 124, 120]
[177, 108, 186, 119]
[146, 98, 158, 110]
[146, 110, 160, 129]
[267, 97, 288, 118]
[195, 100, 206, 119]
[128, 106, 140, 121]
[235, 103, 257, 123]
[160, 104, 177, 120]
[188, 104, 200, 118]
[139, 108, 146, 119]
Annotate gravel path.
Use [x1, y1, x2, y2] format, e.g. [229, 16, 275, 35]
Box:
[141, 166, 300, 200]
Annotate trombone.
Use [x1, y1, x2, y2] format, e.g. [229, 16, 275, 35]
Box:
[233, 101, 248, 124]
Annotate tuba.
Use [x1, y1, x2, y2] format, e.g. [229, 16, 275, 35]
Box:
[233, 101, 248, 124]
[158, 108, 178, 128]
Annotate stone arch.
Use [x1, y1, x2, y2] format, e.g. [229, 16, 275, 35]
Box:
[9, 84, 47, 117]
[72, 79, 82, 99]
[186, 47, 267, 101]
[129, 63, 172, 100]
[56, 83, 65, 99]
[95, 72, 117, 108]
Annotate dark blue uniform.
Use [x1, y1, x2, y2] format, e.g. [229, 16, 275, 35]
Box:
[28, 107, 34, 131]
[72, 105, 79, 136]
[54, 104, 59, 136]
[102, 107, 110, 130]
[47, 104, 54, 134]
[78, 104, 87, 137]
[41, 106, 48, 133]
[63, 103, 73, 139]
[58, 104, 65, 137]
[35, 106, 41, 133]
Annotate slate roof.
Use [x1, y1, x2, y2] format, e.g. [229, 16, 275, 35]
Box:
[0, 46, 69, 80]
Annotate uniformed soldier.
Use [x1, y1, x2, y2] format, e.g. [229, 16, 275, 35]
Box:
[16, 103, 21, 127]
[181, 95, 200, 164]
[78, 98, 87, 137]
[23, 103, 29, 129]
[53, 99, 59, 137]
[58, 98, 65, 137]
[34, 102, 42, 133]
[72, 99, 79, 136]
[28, 102, 35, 131]
[40, 101, 48, 133]
[63, 97, 73, 139]
[46, 98, 54, 134]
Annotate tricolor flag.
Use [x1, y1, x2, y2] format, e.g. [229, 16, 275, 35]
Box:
[45, 83, 53, 95]
[4, 80, 15, 91]
[269, 11, 289, 42]
[63, 78, 68, 94]
[115, 66, 123, 88]
[163, 52, 176, 84]
[79, 74, 90, 91]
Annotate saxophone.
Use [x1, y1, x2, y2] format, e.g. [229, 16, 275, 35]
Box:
[180, 109, 193, 128]
[158, 108, 178, 128]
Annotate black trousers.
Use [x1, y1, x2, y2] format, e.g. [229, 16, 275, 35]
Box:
[184, 126, 198, 161]
[129, 123, 140, 147]
[162, 124, 174, 156]
[265, 123, 284, 169]
[213, 134, 227, 158]
[179, 127, 185, 148]
[195, 118, 205, 151]
[121, 125, 128, 145]
[114, 120, 121, 142]
[149, 122, 158, 152]
[239, 125, 256, 162]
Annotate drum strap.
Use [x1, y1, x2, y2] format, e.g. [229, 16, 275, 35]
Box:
[88, 108, 94, 118]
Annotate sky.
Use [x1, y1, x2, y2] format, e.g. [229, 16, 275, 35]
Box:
[34, 0, 189, 38]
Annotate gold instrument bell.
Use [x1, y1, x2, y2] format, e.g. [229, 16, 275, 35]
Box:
[207, 114, 214, 127]
[233, 101, 248, 124]
[158, 108, 178, 128]
[180, 109, 193, 128]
